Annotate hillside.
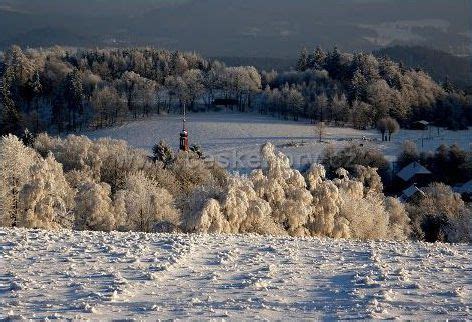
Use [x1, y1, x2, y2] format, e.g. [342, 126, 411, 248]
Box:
[1, 228, 470, 319]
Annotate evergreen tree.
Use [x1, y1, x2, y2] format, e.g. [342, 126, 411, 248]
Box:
[296, 48, 309, 72]
[1, 66, 22, 136]
[313, 46, 327, 69]
[442, 77, 456, 94]
[190, 144, 204, 159]
[63, 68, 84, 130]
[153, 140, 175, 167]
[26, 70, 42, 132]
[325, 47, 342, 79]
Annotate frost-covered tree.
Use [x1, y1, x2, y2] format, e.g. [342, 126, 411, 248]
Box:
[296, 48, 309, 72]
[18, 154, 75, 229]
[169, 152, 215, 194]
[91, 86, 127, 127]
[251, 143, 313, 236]
[181, 175, 283, 235]
[0, 135, 38, 226]
[352, 165, 384, 196]
[222, 175, 282, 235]
[114, 172, 180, 232]
[305, 164, 343, 237]
[223, 66, 261, 111]
[180, 185, 226, 233]
[314, 121, 326, 143]
[385, 197, 411, 240]
[2, 130, 419, 240]
[34, 134, 153, 192]
[385, 117, 400, 141]
[337, 191, 390, 240]
[329, 93, 349, 124]
[407, 183, 470, 242]
[74, 182, 116, 232]
[2, 45, 467, 135]
[321, 143, 390, 178]
[377, 118, 388, 141]
[182, 69, 205, 110]
[397, 140, 419, 168]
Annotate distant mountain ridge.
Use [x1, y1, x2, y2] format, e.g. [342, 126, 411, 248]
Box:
[0, 0, 470, 57]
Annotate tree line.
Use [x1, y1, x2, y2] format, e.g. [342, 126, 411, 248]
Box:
[1, 134, 470, 243]
[1, 45, 471, 137]
[260, 47, 472, 129]
[0, 46, 260, 135]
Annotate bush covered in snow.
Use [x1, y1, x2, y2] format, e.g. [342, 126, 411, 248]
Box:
[1, 134, 470, 242]
[114, 172, 181, 232]
[407, 183, 471, 243]
[321, 143, 390, 179]
[181, 142, 411, 240]
[74, 182, 116, 232]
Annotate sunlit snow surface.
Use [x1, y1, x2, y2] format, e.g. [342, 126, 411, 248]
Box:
[1, 228, 471, 320]
[83, 112, 472, 172]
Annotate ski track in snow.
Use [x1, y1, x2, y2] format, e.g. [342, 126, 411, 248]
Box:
[1, 228, 471, 320]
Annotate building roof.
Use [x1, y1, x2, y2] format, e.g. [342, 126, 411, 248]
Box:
[400, 185, 425, 202]
[454, 180, 472, 194]
[397, 162, 432, 182]
[415, 120, 430, 126]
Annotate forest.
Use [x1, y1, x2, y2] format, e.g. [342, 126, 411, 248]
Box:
[1, 45, 471, 137]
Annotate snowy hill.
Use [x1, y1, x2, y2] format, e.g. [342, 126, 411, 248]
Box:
[1, 228, 471, 320]
[84, 111, 472, 171]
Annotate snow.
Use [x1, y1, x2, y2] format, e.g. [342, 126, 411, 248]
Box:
[397, 162, 432, 182]
[1, 228, 471, 320]
[454, 180, 472, 194]
[402, 185, 425, 198]
[83, 112, 472, 172]
[400, 185, 425, 202]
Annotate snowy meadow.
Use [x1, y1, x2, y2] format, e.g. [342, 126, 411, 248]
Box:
[1, 228, 471, 320]
[84, 111, 472, 171]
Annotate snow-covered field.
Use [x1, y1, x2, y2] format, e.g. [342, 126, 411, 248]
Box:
[1, 228, 471, 320]
[84, 112, 472, 171]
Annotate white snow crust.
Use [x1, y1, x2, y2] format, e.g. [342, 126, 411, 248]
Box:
[1, 228, 471, 320]
[83, 112, 472, 171]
